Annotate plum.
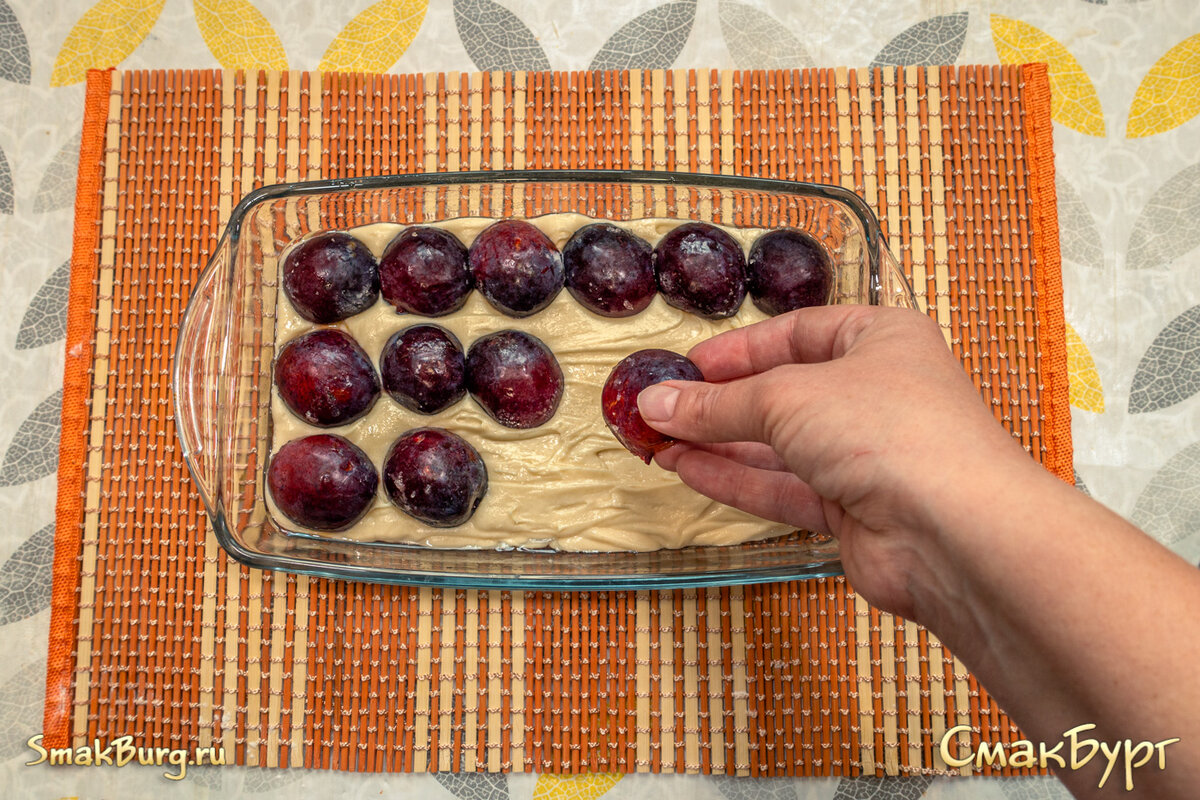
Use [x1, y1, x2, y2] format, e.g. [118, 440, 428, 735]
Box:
[379, 226, 472, 316]
[282, 231, 380, 323]
[274, 329, 380, 427]
[602, 349, 704, 463]
[468, 219, 564, 317]
[563, 223, 656, 317]
[653, 222, 747, 319]
[466, 330, 563, 428]
[268, 434, 378, 531]
[747, 228, 833, 315]
[379, 324, 467, 414]
[383, 427, 488, 526]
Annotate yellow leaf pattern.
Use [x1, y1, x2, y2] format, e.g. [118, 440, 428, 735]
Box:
[50, 0, 165, 87]
[990, 15, 1105, 137]
[1127, 32, 1200, 138]
[195, 0, 287, 71]
[320, 0, 428, 73]
[1066, 323, 1105, 413]
[532, 773, 623, 800]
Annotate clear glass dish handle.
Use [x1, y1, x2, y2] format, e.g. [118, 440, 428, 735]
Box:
[877, 238, 918, 310]
[173, 257, 227, 515]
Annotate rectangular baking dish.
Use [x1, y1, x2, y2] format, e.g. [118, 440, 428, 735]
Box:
[173, 170, 915, 589]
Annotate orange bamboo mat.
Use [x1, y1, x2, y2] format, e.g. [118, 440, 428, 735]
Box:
[46, 65, 1067, 777]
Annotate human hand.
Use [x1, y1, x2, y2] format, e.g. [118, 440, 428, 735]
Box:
[637, 305, 1039, 619]
[638, 304, 1200, 798]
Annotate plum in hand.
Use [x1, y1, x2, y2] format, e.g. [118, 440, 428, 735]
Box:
[563, 223, 656, 317]
[466, 330, 563, 429]
[747, 228, 833, 315]
[469, 219, 564, 317]
[282, 231, 380, 323]
[379, 226, 472, 316]
[379, 324, 467, 414]
[653, 222, 746, 319]
[268, 434, 378, 531]
[384, 428, 488, 527]
[602, 349, 704, 464]
[274, 328, 380, 427]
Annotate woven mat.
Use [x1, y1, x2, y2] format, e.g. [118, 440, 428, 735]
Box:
[45, 65, 1068, 777]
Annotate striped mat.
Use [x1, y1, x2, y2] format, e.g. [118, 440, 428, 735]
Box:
[46, 65, 1067, 776]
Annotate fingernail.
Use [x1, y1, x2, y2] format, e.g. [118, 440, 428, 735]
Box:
[638, 385, 679, 422]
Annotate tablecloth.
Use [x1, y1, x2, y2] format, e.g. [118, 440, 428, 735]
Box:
[2, 2, 1198, 799]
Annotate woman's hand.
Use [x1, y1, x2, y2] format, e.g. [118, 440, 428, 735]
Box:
[639, 304, 1200, 798]
[638, 304, 1040, 620]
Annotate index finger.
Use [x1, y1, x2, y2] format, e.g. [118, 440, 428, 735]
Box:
[689, 304, 876, 382]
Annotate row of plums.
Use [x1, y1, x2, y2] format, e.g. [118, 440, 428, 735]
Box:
[281, 219, 834, 324]
[275, 326, 562, 430]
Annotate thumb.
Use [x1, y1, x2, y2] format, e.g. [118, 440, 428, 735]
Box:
[637, 375, 778, 445]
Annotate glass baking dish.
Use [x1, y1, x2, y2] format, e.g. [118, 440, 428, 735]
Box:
[174, 170, 915, 589]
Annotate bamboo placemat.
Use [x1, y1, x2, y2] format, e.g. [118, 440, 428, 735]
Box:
[45, 65, 1067, 777]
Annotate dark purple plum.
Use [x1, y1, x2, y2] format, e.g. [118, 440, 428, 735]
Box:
[602, 349, 704, 464]
[468, 219, 564, 317]
[274, 328, 380, 427]
[653, 222, 746, 319]
[379, 324, 467, 414]
[383, 428, 488, 526]
[466, 330, 563, 429]
[379, 226, 472, 316]
[563, 223, 656, 317]
[282, 231, 380, 323]
[268, 434, 378, 531]
[747, 228, 833, 315]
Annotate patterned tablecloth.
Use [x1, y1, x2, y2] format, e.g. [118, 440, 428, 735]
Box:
[1, 2, 1198, 799]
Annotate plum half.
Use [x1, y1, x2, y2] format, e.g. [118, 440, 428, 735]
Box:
[282, 231, 380, 323]
[653, 222, 746, 319]
[747, 228, 833, 315]
[466, 330, 563, 429]
[379, 324, 467, 414]
[379, 226, 472, 316]
[468, 219, 564, 317]
[267, 434, 378, 531]
[383, 428, 488, 527]
[274, 328, 380, 427]
[602, 349, 704, 463]
[563, 223, 656, 317]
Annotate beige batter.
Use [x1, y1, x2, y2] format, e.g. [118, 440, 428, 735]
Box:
[269, 214, 794, 552]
